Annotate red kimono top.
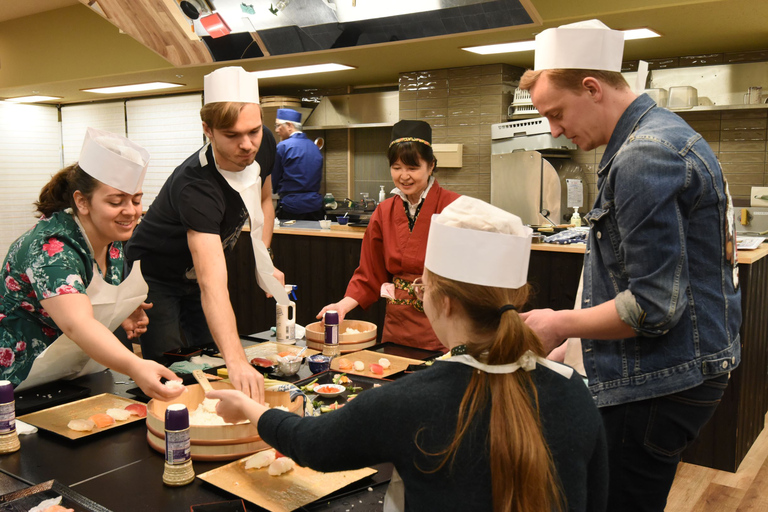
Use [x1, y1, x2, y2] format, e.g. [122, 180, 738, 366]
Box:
[345, 182, 460, 352]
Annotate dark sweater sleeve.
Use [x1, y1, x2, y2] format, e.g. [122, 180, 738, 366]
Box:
[258, 384, 399, 473]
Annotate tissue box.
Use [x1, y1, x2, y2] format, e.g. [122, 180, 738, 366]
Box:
[668, 86, 698, 109]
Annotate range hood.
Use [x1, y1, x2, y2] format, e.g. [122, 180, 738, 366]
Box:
[303, 91, 399, 129]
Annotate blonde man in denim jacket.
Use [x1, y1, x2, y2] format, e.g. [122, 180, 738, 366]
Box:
[519, 20, 741, 512]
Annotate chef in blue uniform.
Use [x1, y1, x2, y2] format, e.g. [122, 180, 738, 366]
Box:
[272, 108, 325, 221]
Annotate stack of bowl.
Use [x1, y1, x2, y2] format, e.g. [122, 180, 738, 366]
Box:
[145, 382, 303, 461]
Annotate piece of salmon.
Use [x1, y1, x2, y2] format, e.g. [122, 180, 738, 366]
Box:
[88, 413, 116, 428]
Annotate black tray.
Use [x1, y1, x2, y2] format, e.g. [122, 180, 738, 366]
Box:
[369, 342, 443, 361]
[125, 367, 222, 402]
[14, 381, 90, 416]
[294, 370, 392, 408]
[0, 479, 110, 512]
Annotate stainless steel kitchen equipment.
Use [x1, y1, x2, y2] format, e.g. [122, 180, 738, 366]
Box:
[491, 118, 584, 226]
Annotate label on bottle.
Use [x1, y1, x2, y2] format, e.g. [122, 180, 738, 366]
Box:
[0, 402, 15, 434]
[165, 428, 191, 465]
[325, 323, 338, 346]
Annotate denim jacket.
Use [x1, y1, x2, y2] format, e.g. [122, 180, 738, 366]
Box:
[582, 94, 741, 407]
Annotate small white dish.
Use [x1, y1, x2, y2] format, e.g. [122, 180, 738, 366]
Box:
[313, 383, 346, 397]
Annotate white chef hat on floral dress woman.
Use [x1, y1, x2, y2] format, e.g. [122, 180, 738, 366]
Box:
[78, 127, 150, 194]
[424, 196, 532, 289]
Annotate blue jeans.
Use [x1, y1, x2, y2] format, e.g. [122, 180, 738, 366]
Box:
[139, 276, 214, 362]
[600, 373, 729, 512]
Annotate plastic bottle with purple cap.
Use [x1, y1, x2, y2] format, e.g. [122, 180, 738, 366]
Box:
[322, 310, 340, 359]
[162, 404, 195, 486]
[0, 381, 20, 454]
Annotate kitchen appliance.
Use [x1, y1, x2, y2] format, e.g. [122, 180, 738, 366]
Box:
[491, 118, 584, 226]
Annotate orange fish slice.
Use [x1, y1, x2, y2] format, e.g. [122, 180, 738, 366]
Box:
[88, 413, 116, 428]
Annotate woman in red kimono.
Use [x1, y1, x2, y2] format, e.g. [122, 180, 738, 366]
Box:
[317, 120, 460, 351]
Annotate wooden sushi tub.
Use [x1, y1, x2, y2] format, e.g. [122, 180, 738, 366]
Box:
[305, 320, 377, 353]
[146, 382, 303, 461]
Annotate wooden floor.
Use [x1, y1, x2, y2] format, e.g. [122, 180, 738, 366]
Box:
[666, 412, 768, 511]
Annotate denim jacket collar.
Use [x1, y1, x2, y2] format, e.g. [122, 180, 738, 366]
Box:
[598, 94, 656, 176]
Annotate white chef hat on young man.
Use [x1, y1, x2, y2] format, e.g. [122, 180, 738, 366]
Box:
[424, 196, 532, 289]
[78, 127, 150, 195]
[534, 19, 625, 72]
[203, 66, 260, 105]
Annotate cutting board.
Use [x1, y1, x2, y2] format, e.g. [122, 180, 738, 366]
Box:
[330, 350, 423, 378]
[18, 393, 146, 440]
[198, 451, 377, 512]
[329, 224, 367, 232]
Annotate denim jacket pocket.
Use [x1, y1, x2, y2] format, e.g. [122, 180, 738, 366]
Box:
[585, 206, 628, 289]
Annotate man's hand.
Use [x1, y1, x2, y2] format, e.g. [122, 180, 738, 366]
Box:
[520, 308, 566, 354]
[121, 302, 153, 339]
[226, 358, 266, 404]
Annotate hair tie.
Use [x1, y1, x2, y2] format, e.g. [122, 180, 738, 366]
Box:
[498, 304, 517, 315]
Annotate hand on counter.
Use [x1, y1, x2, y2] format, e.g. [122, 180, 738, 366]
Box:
[316, 296, 359, 323]
[121, 302, 153, 339]
[207, 388, 268, 426]
[131, 359, 186, 401]
[226, 359, 266, 404]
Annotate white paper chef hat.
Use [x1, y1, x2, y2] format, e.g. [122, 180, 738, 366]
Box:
[534, 19, 625, 72]
[424, 196, 532, 289]
[204, 66, 260, 105]
[78, 127, 150, 194]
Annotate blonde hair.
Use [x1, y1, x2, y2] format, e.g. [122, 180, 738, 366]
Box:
[200, 102, 261, 130]
[419, 268, 564, 512]
[519, 68, 629, 92]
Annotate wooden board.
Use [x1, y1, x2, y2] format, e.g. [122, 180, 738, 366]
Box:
[330, 350, 423, 379]
[18, 393, 146, 440]
[329, 224, 367, 232]
[198, 452, 377, 512]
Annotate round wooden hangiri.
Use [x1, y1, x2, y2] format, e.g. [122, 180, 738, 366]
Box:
[163, 460, 195, 486]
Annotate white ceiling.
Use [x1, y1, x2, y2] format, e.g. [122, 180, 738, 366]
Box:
[0, 0, 767, 104]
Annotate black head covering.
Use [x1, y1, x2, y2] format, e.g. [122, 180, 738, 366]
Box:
[390, 120, 432, 147]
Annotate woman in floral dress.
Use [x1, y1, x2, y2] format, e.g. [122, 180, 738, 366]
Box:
[0, 128, 183, 400]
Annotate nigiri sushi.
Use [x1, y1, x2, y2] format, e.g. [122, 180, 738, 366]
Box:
[106, 408, 132, 421]
[67, 418, 96, 432]
[353, 360, 365, 372]
[88, 413, 115, 428]
[245, 449, 276, 470]
[124, 403, 147, 418]
[268, 456, 295, 476]
[378, 358, 391, 369]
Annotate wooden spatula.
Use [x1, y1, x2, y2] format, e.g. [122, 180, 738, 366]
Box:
[192, 369, 215, 394]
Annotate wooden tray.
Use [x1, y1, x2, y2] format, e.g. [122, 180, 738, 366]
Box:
[198, 452, 376, 512]
[241, 342, 319, 362]
[330, 350, 422, 379]
[17, 393, 146, 440]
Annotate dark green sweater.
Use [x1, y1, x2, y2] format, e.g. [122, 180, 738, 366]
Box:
[259, 361, 608, 511]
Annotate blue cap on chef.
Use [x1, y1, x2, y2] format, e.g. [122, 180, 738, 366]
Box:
[276, 108, 302, 126]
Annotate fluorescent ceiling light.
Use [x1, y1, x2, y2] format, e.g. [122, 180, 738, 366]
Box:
[253, 63, 355, 79]
[462, 40, 536, 55]
[4, 95, 62, 103]
[462, 27, 661, 55]
[82, 82, 184, 94]
[622, 28, 661, 40]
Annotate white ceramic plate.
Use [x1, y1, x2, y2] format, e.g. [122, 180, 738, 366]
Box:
[313, 384, 346, 397]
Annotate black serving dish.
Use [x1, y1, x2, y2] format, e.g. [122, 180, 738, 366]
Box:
[0, 479, 110, 512]
[14, 381, 90, 416]
[369, 342, 444, 361]
[295, 370, 392, 410]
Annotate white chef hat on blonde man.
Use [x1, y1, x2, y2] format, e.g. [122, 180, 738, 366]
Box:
[424, 196, 532, 289]
[534, 19, 624, 72]
[78, 127, 150, 195]
[203, 66, 260, 105]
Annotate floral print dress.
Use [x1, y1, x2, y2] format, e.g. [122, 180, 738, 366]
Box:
[0, 211, 124, 386]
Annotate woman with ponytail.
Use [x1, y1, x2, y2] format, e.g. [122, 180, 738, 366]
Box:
[0, 128, 183, 401]
[208, 196, 608, 512]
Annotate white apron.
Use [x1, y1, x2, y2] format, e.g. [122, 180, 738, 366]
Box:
[204, 146, 289, 305]
[382, 350, 573, 512]
[16, 260, 148, 391]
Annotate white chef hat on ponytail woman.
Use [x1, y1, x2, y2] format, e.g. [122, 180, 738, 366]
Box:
[424, 196, 532, 289]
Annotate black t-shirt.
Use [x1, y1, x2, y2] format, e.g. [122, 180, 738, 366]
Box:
[126, 127, 276, 284]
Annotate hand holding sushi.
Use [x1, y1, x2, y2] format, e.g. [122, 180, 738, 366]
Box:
[129, 358, 187, 400]
[206, 388, 268, 426]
